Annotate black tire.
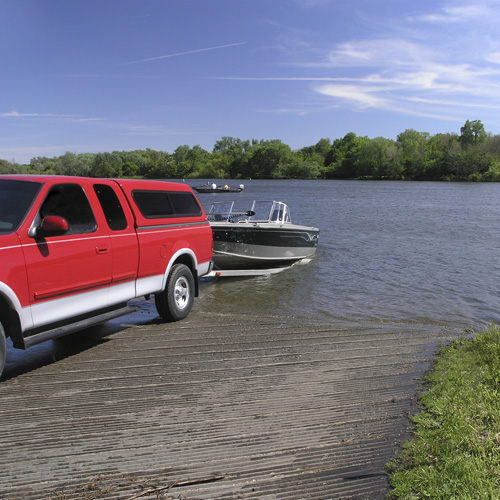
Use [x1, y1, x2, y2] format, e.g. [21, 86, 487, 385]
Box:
[155, 264, 195, 322]
[0, 321, 6, 380]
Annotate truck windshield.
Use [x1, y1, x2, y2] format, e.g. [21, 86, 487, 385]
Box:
[0, 180, 42, 233]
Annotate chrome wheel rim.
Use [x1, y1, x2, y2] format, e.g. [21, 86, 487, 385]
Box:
[174, 277, 190, 310]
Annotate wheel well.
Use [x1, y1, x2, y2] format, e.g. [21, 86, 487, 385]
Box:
[0, 295, 23, 348]
[171, 254, 199, 296]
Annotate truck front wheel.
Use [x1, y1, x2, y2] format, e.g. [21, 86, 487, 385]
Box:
[0, 321, 6, 379]
[155, 264, 195, 322]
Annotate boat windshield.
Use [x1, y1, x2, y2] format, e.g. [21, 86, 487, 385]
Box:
[208, 200, 291, 223]
[249, 201, 291, 223]
[0, 179, 42, 233]
[207, 201, 234, 222]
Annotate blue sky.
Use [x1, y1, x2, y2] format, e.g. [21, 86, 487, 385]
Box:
[2, 0, 500, 164]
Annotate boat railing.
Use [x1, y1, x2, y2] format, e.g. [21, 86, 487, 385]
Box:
[249, 201, 291, 224]
[208, 200, 291, 224]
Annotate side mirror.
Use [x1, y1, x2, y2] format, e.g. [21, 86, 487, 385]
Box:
[37, 215, 69, 237]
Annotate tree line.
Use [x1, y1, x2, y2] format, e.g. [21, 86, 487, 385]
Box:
[2, 120, 500, 181]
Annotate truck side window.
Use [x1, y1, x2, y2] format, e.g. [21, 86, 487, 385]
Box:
[169, 192, 203, 216]
[132, 190, 202, 218]
[40, 184, 96, 234]
[133, 191, 174, 217]
[94, 184, 128, 231]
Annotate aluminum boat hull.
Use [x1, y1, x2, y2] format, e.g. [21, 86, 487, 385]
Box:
[210, 222, 319, 269]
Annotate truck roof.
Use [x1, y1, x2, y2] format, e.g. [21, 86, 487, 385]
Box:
[0, 175, 193, 192]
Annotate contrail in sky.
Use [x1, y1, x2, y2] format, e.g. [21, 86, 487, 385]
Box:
[123, 42, 247, 65]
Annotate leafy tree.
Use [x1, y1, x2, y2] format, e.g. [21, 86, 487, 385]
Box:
[212, 137, 253, 178]
[213, 137, 250, 157]
[287, 158, 321, 179]
[356, 137, 396, 179]
[324, 133, 368, 178]
[459, 120, 487, 149]
[29, 156, 61, 175]
[119, 150, 146, 178]
[396, 129, 430, 179]
[458, 147, 490, 180]
[0, 159, 27, 174]
[145, 162, 172, 179]
[298, 138, 331, 173]
[142, 148, 173, 178]
[185, 145, 210, 177]
[90, 152, 123, 178]
[439, 134, 462, 180]
[172, 145, 192, 177]
[171, 145, 209, 178]
[228, 153, 251, 179]
[59, 151, 95, 177]
[483, 134, 500, 156]
[313, 138, 331, 159]
[5, 122, 500, 181]
[484, 158, 500, 181]
[246, 140, 292, 178]
[205, 152, 231, 178]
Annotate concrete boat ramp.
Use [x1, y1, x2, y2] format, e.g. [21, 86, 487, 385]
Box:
[0, 308, 453, 500]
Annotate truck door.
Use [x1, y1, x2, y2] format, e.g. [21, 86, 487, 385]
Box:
[92, 182, 140, 305]
[20, 183, 113, 329]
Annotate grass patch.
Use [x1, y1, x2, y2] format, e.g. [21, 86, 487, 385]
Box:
[387, 323, 500, 499]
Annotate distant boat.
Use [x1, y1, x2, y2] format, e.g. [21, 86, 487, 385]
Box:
[207, 200, 319, 269]
[193, 182, 244, 194]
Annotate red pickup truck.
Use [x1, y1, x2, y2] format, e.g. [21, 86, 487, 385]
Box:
[0, 175, 213, 378]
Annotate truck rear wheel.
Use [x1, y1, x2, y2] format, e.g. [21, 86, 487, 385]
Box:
[155, 264, 194, 322]
[0, 321, 6, 379]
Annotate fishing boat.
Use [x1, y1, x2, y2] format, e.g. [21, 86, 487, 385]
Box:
[193, 182, 244, 194]
[207, 200, 319, 269]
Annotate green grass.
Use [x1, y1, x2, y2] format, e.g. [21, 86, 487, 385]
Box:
[387, 324, 500, 499]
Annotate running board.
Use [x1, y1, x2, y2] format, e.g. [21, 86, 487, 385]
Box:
[23, 305, 138, 348]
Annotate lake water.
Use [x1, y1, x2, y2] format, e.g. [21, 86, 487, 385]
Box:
[5, 178, 499, 376]
[194, 179, 500, 331]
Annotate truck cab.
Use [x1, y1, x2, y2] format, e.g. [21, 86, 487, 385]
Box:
[0, 175, 213, 378]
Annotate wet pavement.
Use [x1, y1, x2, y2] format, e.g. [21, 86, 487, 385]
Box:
[0, 300, 453, 500]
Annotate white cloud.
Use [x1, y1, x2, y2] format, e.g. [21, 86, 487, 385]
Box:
[315, 84, 388, 108]
[1, 111, 78, 118]
[404, 96, 500, 110]
[289, 38, 435, 70]
[486, 52, 500, 64]
[210, 1, 500, 128]
[1, 110, 108, 123]
[74, 118, 106, 122]
[327, 39, 421, 67]
[416, 4, 492, 23]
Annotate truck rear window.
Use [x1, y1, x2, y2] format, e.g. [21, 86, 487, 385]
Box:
[132, 190, 202, 218]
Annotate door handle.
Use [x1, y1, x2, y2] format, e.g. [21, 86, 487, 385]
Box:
[95, 246, 109, 255]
